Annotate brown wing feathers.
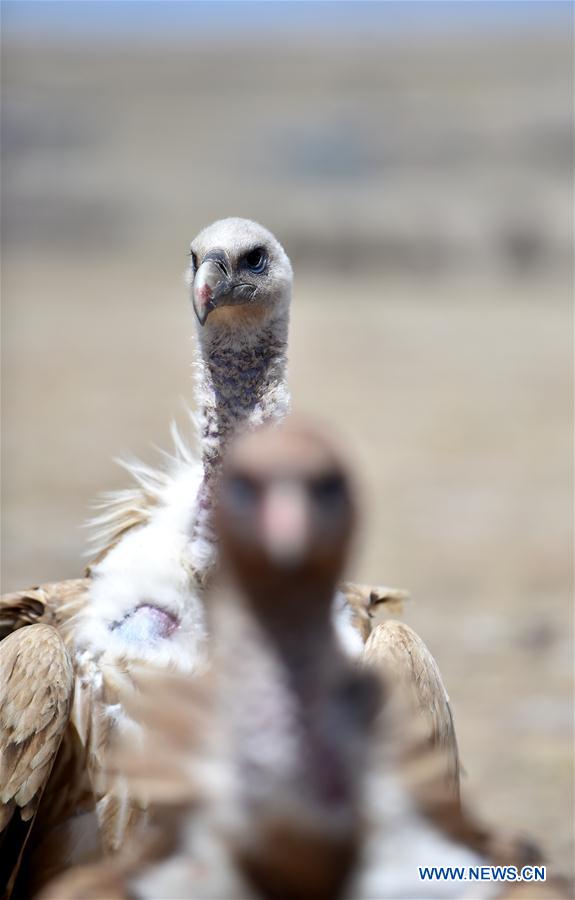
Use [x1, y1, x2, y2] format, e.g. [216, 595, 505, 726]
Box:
[0, 579, 88, 640]
[0, 625, 74, 828]
[0, 625, 74, 897]
[362, 619, 461, 800]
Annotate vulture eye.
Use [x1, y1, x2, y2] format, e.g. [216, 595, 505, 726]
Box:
[225, 475, 258, 510]
[311, 474, 346, 505]
[243, 247, 267, 274]
[334, 671, 383, 729]
[190, 251, 198, 271]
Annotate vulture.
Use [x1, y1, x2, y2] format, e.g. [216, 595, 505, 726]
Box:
[38, 423, 567, 900]
[0, 219, 409, 894]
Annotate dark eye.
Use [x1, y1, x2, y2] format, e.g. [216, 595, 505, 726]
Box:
[225, 475, 258, 510]
[242, 247, 267, 274]
[189, 251, 198, 271]
[311, 474, 346, 505]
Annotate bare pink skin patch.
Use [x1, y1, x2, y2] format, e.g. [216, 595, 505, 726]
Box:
[197, 283, 213, 303]
[111, 604, 179, 644]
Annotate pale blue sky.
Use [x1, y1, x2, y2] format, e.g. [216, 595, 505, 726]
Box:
[2, 0, 572, 42]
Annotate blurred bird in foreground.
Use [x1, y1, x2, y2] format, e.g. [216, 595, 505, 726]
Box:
[0, 220, 407, 896]
[39, 422, 567, 900]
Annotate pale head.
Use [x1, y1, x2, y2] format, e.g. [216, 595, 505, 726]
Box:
[187, 218, 292, 335]
[215, 420, 357, 599]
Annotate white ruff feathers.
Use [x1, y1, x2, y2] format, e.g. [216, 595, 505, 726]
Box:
[80, 446, 208, 671]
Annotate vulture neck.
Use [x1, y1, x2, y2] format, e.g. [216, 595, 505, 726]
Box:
[210, 583, 364, 900]
[246, 580, 339, 666]
[190, 315, 290, 579]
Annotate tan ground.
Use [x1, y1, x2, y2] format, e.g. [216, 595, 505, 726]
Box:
[2, 25, 573, 881]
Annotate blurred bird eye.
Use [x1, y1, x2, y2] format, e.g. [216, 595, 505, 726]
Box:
[335, 672, 383, 729]
[311, 474, 346, 505]
[190, 251, 198, 271]
[226, 475, 258, 510]
[243, 247, 267, 274]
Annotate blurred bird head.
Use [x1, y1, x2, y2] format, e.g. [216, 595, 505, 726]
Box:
[187, 218, 292, 332]
[215, 420, 357, 603]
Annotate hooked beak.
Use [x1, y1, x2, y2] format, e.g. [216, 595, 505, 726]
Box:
[259, 483, 311, 568]
[192, 250, 256, 326]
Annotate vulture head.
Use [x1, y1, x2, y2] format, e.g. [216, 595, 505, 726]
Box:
[216, 419, 357, 601]
[187, 218, 292, 333]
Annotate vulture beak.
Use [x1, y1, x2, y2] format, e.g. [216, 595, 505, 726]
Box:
[192, 250, 256, 326]
[259, 482, 311, 568]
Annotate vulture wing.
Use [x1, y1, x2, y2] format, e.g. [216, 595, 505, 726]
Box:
[0, 624, 74, 897]
[362, 620, 460, 800]
[0, 579, 89, 640]
[0, 589, 47, 639]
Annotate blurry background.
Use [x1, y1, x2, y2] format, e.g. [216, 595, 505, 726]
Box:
[1, 0, 573, 876]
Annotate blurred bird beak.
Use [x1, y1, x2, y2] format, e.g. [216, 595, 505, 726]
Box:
[260, 483, 310, 567]
[192, 253, 233, 326]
